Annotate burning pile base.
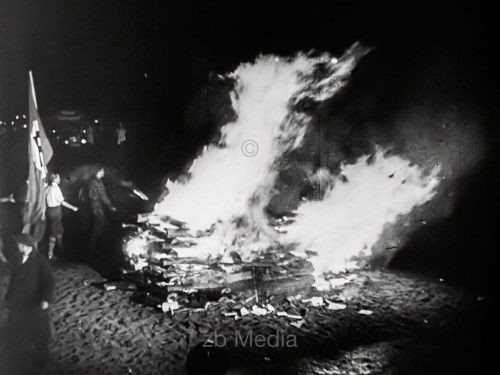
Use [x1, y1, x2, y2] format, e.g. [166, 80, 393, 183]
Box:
[120, 213, 318, 313]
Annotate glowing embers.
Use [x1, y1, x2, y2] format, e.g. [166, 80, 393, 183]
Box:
[121, 213, 316, 302]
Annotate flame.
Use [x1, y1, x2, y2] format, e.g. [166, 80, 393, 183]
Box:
[152, 43, 370, 260]
[125, 42, 443, 284]
[124, 235, 150, 270]
[283, 149, 440, 276]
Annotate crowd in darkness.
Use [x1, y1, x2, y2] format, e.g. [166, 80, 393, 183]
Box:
[0, 102, 223, 373]
[1, 157, 119, 373]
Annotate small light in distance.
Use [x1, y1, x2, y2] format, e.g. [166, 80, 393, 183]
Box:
[81, 139, 87, 144]
[64, 140, 69, 145]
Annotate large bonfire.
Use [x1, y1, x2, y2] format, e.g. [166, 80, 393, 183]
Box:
[122, 42, 440, 294]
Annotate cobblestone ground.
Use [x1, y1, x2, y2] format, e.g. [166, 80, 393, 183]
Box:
[0, 261, 494, 375]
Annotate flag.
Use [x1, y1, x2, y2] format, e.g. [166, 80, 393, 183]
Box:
[22, 71, 53, 232]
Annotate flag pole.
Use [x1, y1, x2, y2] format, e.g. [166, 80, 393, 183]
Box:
[29, 70, 38, 110]
[23, 72, 34, 233]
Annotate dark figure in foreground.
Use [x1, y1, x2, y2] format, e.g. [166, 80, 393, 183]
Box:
[0, 194, 15, 263]
[3, 233, 55, 373]
[185, 341, 228, 375]
[81, 167, 117, 253]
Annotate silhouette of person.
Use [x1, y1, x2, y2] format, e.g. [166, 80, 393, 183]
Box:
[85, 167, 117, 253]
[0, 194, 15, 263]
[4, 233, 55, 372]
[116, 122, 126, 145]
[185, 341, 228, 375]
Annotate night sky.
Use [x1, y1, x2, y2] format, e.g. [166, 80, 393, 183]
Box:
[1, 1, 496, 120]
[1, 0, 499, 186]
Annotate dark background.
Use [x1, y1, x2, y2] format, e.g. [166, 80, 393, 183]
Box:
[1, 0, 497, 167]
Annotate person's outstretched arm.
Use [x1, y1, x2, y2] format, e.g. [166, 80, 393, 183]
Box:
[61, 201, 78, 212]
[90, 180, 116, 211]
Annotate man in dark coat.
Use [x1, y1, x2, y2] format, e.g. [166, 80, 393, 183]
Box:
[85, 167, 117, 253]
[4, 233, 55, 371]
[0, 194, 16, 263]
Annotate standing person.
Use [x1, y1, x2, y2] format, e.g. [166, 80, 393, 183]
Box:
[87, 124, 94, 145]
[86, 167, 117, 253]
[4, 233, 55, 372]
[116, 122, 126, 145]
[45, 172, 78, 260]
[0, 194, 15, 263]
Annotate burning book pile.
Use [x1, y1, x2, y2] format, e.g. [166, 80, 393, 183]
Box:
[115, 43, 441, 312]
[121, 213, 316, 312]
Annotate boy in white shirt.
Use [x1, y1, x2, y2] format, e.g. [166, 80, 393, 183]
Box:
[45, 173, 78, 259]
